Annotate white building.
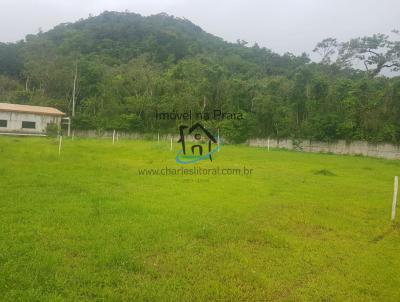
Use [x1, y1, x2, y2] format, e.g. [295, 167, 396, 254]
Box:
[0, 103, 65, 135]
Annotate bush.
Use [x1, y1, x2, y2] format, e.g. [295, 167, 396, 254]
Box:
[46, 123, 59, 136]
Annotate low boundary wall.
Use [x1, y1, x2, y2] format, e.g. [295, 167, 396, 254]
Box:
[248, 138, 400, 160]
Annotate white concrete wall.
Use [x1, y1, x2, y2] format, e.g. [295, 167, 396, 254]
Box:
[0, 111, 61, 134]
[248, 138, 400, 160]
[72, 130, 196, 141]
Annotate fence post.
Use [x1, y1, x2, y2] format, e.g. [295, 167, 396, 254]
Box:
[58, 135, 63, 156]
[217, 128, 220, 152]
[392, 176, 398, 222]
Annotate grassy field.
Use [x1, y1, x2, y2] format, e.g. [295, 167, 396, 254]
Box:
[0, 136, 399, 301]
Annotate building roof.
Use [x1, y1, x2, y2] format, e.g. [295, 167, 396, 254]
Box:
[0, 103, 65, 116]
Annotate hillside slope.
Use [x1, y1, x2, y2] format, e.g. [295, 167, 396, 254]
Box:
[0, 11, 400, 143]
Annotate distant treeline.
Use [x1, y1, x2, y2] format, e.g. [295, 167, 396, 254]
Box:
[1, 11, 400, 143]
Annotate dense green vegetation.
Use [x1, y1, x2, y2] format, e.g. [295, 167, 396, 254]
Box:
[1, 11, 400, 143]
[0, 136, 399, 301]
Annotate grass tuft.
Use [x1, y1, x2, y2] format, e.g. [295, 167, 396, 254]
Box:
[313, 169, 336, 176]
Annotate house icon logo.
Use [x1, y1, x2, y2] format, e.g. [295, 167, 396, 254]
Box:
[176, 122, 222, 164]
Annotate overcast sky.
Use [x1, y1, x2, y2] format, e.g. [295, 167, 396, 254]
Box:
[0, 0, 399, 58]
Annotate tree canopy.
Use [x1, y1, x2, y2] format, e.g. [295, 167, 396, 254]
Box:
[1, 11, 400, 143]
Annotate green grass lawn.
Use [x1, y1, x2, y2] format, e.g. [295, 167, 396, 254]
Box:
[0, 136, 400, 301]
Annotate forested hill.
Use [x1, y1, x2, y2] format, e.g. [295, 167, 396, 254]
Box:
[1, 11, 400, 143]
